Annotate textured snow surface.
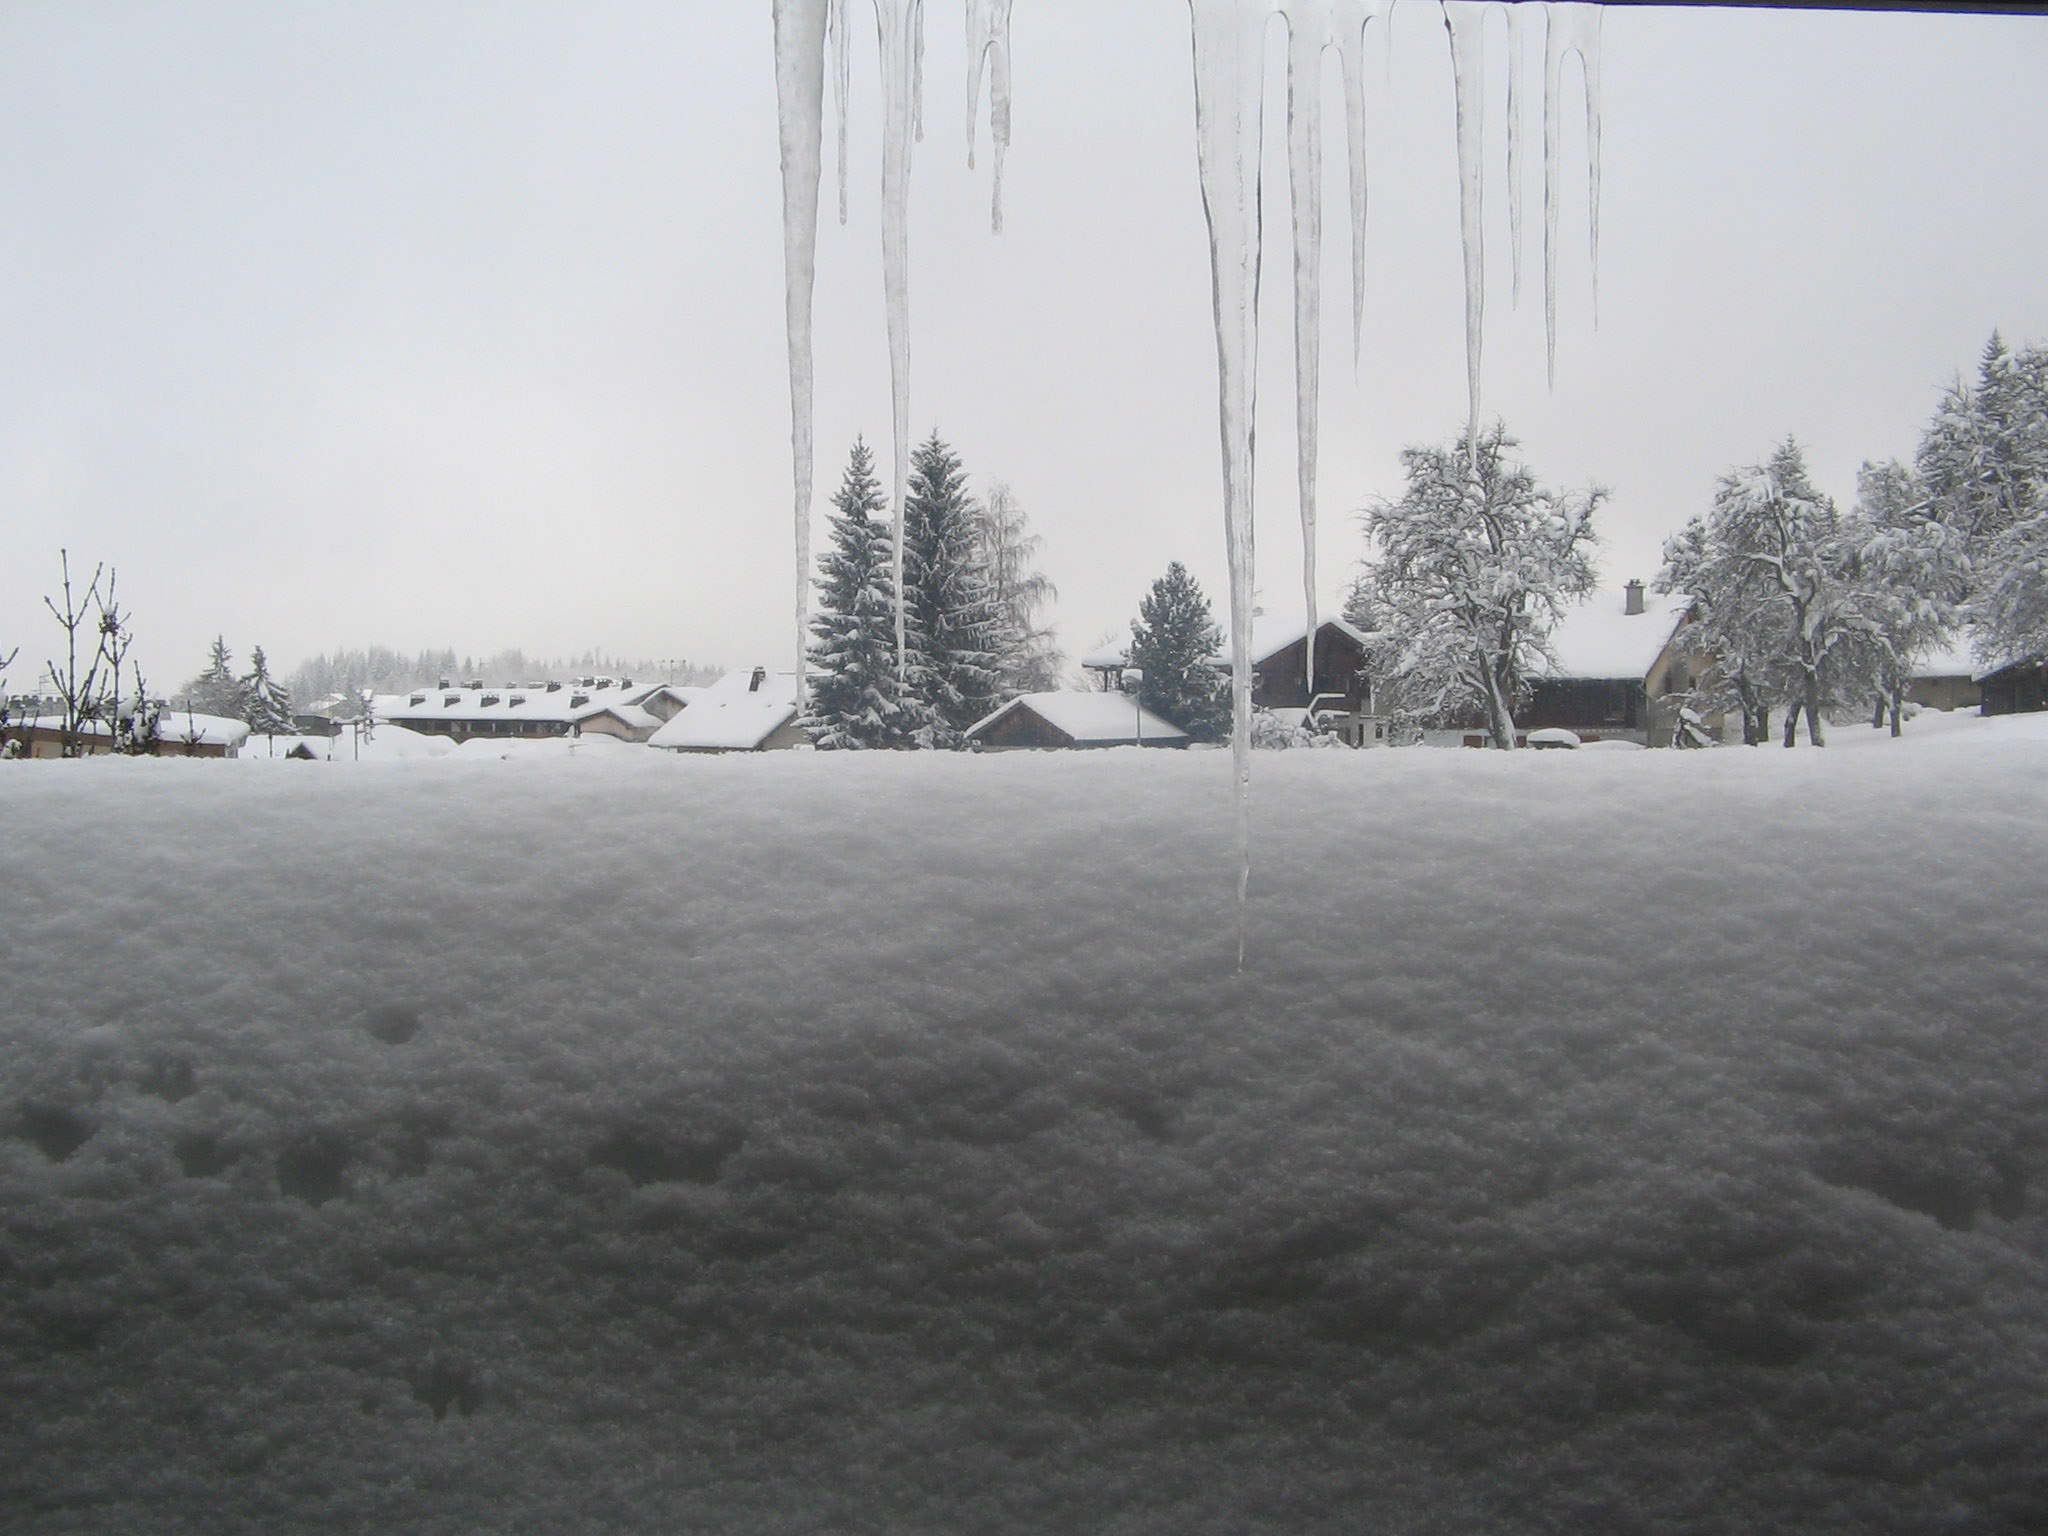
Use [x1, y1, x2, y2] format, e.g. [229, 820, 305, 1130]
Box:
[6, 728, 2048, 1533]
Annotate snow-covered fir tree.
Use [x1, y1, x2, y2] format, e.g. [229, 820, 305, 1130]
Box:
[804, 439, 928, 748]
[1126, 561, 1229, 743]
[973, 483, 1063, 695]
[187, 636, 251, 720]
[242, 646, 294, 735]
[1360, 423, 1600, 749]
[901, 434, 1006, 746]
[1916, 333, 2048, 674]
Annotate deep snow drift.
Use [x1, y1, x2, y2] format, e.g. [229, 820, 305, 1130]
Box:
[5, 724, 2048, 1534]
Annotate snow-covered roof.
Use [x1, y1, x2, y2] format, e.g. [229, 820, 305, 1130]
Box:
[1238, 615, 1372, 667]
[374, 686, 656, 728]
[10, 710, 251, 748]
[1912, 636, 1980, 679]
[160, 711, 254, 748]
[647, 669, 800, 751]
[1080, 616, 1370, 674]
[967, 691, 1189, 745]
[1538, 590, 1694, 681]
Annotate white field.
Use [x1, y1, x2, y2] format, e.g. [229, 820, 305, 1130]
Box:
[4, 711, 2047, 1534]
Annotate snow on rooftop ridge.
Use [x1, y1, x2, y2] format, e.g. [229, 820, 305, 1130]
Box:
[1081, 616, 1370, 675]
[967, 691, 1189, 745]
[1539, 588, 1694, 681]
[647, 669, 799, 751]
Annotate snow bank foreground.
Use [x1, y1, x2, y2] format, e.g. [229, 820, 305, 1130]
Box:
[4, 727, 2048, 1535]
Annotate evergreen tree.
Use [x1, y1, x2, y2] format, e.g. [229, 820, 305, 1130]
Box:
[1127, 562, 1230, 743]
[901, 434, 1005, 745]
[804, 439, 927, 748]
[242, 646, 294, 735]
[187, 636, 250, 720]
[1361, 423, 1601, 749]
[1916, 333, 2048, 672]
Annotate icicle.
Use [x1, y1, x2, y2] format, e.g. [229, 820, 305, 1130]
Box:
[1334, 4, 1373, 367]
[832, 0, 850, 224]
[1502, 2, 1523, 305]
[1286, 12, 1324, 701]
[1543, 1, 1602, 384]
[1186, 0, 1265, 963]
[965, 0, 1015, 232]
[913, 0, 927, 142]
[772, 0, 831, 711]
[1443, 0, 1486, 464]
[873, 0, 924, 668]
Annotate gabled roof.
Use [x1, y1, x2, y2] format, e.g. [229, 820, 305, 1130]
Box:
[966, 691, 1189, 745]
[647, 669, 799, 751]
[373, 685, 655, 728]
[1537, 591, 1694, 681]
[1081, 616, 1370, 674]
[10, 709, 251, 748]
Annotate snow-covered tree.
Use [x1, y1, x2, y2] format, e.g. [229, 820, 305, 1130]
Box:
[1126, 561, 1229, 743]
[1848, 459, 1970, 734]
[901, 434, 1006, 746]
[1360, 423, 1600, 750]
[804, 439, 927, 749]
[1916, 334, 2048, 673]
[1659, 440, 1909, 748]
[243, 646, 294, 736]
[1918, 334, 2047, 550]
[187, 636, 250, 721]
[973, 483, 1063, 696]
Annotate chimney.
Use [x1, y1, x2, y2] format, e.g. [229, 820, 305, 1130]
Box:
[1624, 579, 1646, 617]
[749, 666, 766, 693]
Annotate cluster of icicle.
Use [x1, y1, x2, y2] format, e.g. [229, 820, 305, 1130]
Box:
[769, 0, 1599, 957]
[770, 0, 1013, 690]
[1188, 0, 1601, 948]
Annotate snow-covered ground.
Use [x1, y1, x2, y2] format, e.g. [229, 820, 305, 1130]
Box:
[4, 715, 2048, 1533]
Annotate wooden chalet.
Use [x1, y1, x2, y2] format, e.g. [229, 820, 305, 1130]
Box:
[647, 668, 805, 753]
[1080, 616, 1377, 744]
[1978, 657, 2047, 716]
[966, 692, 1189, 750]
[1505, 582, 1701, 747]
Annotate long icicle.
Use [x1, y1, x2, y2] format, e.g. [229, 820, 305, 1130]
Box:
[1186, 0, 1265, 966]
[1503, 2, 1523, 305]
[1443, 0, 1487, 465]
[874, 0, 923, 670]
[1286, 10, 1324, 703]
[1334, 3, 1374, 369]
[772, 0, 831, 716]
[833, 0, 850, 223]
[965, 0, 1016, 232]
[1543, 1, 1601, 384]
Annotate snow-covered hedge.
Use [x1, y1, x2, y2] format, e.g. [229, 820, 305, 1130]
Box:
[4, 728, 2048, 1533]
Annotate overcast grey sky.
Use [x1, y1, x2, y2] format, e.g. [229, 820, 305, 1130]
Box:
[3, 2, 2045, 688]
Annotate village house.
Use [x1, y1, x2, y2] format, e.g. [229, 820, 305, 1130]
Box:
[1, 704, 250, 759]
[1502, 581, 1702, 747]
[1907, 638, 1983, 713]
[1978, 657, 2048, 716]
[966, 691, 1189, 750]
[648, 668, 805, 753]
[374, 679, 696, 745]
[1081, 616, 1378, 744]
